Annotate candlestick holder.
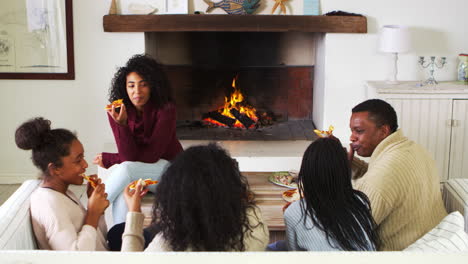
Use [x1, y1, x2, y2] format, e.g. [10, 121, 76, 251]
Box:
[418, 56, 446, 85]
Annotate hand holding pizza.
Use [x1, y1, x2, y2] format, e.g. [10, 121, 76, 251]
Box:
[81, 174, 100, 198]
[86, 183, 109, 228]
[124, 179, 149, 213]
[107, 101, 128, 126]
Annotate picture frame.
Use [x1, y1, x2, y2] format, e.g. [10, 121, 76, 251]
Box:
[119, 0, 188, 15]
[120, 0, 166, 15]
[0, 0, 74, 80]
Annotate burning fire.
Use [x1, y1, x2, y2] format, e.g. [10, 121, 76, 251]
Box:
[204, 76, 258, 129]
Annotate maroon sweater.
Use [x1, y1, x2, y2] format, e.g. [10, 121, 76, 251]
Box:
[102, 102, 183, 169]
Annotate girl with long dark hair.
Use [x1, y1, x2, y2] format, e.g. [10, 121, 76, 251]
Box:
[121, 144, 269, 251]
[284, 137, 380, 251]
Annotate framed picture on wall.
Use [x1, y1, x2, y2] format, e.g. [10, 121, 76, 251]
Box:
[120, 0, 188, 14]
[0, 0, 74, 80]
[120, 0, 166, 14]
[166, 0, 188, 14]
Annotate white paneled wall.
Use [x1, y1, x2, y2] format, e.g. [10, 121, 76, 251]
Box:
[367, 81, 468, 181]
[388, 98, 452, 181]
[449, 100, 468, 179]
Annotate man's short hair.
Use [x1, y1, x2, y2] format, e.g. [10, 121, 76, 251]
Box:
[352, 99, 398, 133]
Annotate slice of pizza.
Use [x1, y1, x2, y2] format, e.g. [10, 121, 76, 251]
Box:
[283, 189, 297, 198]
[104, 99, 124, 110]
[313, 125, 334, 138]
[129, 178, 159, 190]
[81, 174, 98, 188]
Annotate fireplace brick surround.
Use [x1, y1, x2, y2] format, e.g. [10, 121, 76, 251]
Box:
[164, 65, 316, 140]
[166, 66, 314, 121]
[147, 31, 317, 141]
[102, 14, 367, 170]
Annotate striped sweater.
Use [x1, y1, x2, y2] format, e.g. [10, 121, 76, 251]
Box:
[353, 129, 447, 251]
[284, 199, 376, 251]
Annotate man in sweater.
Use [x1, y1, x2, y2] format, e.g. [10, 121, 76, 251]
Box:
[348, 99, 447, 251]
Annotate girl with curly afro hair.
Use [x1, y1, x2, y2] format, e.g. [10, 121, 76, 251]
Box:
[121, 143, 270, 251]
[93, 54, 183, 226]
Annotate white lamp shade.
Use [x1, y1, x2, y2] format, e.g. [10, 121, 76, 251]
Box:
[379, 25, 411, 53]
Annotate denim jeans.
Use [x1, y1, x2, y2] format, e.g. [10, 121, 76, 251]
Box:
[266, 240, 288, 251]
[105, 160, 169, 225]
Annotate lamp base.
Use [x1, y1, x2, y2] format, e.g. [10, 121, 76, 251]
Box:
[385, 53, 400, 85]
[385, 80, 400, 85]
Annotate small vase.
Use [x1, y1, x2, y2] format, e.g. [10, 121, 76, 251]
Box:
[458, 53, 468, 83]
[109, 0, 117, 15]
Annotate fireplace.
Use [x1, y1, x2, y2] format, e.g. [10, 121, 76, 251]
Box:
[146, 32, 317, 140]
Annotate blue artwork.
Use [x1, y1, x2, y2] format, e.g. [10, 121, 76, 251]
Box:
[203, 0, 261, 15]
[303, 0, 319, 15]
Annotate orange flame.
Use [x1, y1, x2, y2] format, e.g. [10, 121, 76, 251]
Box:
[204, 76, 258, 129]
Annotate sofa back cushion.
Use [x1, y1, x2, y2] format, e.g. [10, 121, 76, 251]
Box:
[404, 211, 468, 252]
[0, 179, 40, 250]
[443, 179, 468, 232]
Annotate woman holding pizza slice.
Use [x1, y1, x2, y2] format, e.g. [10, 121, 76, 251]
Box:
[279, 137, 380, 251]
[93, 54, 183, 225]
[121, 144, 269, 252]
[15, 117, 110, 251]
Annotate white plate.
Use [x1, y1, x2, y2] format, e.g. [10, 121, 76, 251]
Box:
[268, 173, 298, 189]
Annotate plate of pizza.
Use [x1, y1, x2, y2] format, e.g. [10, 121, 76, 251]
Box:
[268, 171, 298, 189]
[282, 189, 301, 203]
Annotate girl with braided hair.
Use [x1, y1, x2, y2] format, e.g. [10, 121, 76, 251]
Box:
[283, 137, 380, 251]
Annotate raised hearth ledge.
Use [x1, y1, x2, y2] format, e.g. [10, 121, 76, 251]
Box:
[103, 14, 367, 33]
[98, 140, 309, 175]
[183, 140, 309, 171]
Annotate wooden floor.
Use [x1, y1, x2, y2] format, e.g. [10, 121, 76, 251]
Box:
[0, 184, 21, 206]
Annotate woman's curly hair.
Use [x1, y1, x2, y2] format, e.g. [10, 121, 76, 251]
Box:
[108, 54, 173, 108]
[151, 143, 258, 251]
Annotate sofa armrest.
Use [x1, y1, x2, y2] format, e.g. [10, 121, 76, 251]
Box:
[442, 179, 468, 232]
[0, 179, 40, 250]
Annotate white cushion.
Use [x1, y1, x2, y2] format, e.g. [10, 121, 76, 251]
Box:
[0, 179, 40, 250]
[443, 179, 468, 232]
[404, 211, 468, 252]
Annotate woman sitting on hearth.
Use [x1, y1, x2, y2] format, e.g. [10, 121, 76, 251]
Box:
[281, 137, 380, 251]
[93, 54, 183, 225]
[121, 143, 269, 251]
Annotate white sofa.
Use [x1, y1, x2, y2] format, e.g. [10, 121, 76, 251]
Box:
[1, 179, 468, 251]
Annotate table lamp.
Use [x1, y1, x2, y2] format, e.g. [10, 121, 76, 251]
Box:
[379, 25, 411, 84]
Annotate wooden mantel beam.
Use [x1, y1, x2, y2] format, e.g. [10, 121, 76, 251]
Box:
[103, 14, 367, 33]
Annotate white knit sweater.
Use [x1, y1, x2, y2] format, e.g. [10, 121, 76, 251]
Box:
[121, 206, 269, 251]
[30, 187, 108, 251]
[353, 130, 447, 251]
